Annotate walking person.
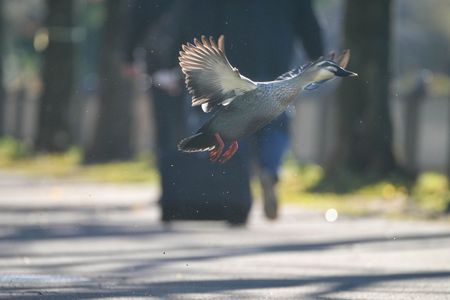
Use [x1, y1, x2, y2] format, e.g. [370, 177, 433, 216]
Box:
[178, 0, 324, 219]
[124, 0, 253, 224]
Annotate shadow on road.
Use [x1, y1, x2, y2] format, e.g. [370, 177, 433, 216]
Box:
[1, 193, 450, 298]
[3, 271, 450, 299]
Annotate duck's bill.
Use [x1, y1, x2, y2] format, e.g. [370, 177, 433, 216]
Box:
[336, 67, 358, 77]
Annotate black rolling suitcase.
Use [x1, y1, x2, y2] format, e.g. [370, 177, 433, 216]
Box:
[151, 85, 252, 225]
[159, 150, 252, 224]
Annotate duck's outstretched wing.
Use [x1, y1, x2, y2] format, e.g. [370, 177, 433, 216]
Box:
[179, 35, 257, 113]
[335, 49, 351, 68]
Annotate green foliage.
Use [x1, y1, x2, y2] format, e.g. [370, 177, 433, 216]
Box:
[80, 157, 159, 183]
[413, 173, 450, 214]
[308, 166, 412, 195]
[279, 163, 405, 216]
[0, 137, 30, 163]
[278, 160, 449, 218]
[0, 138, 158, 183]
[0, 143, 82, 176]
[1, 140, 448, 217]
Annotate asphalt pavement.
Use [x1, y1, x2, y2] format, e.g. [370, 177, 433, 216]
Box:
[0, 171, 449, 299]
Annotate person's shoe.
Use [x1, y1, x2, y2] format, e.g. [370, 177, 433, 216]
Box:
[260, 170, 278, 220]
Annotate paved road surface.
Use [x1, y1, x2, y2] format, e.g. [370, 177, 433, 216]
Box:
[0, 172, 449, 299]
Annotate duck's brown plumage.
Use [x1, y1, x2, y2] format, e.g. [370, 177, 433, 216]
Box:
[177, 35, 356, 163]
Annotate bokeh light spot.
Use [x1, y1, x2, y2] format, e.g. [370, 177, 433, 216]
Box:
[325, 208, 338, 222]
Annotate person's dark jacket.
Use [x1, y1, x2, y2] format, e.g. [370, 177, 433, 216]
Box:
[179, 0, 324, 81]
[124, 0, 180, 73]
[125, 0, 324, 80]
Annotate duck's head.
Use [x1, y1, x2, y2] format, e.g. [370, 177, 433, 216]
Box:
[315, 60, 358, 78]
[304, 50, 358, 90]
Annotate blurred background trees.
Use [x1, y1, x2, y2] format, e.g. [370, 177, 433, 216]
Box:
[0, 0, 4, 137]
[327, 0, 396, 177]
[36, 0, 75, 152]
[0, 0, 448, 211]
[83, 0, 132, 163]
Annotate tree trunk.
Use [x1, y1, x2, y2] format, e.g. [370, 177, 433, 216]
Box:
[447, 93, 450, 180]
[83, 0, 132, 163]
[0, 1, 5, 137]
[327, 0, 397, 175]
[36, 0, 75, 152]
[403, 74, 427, 177]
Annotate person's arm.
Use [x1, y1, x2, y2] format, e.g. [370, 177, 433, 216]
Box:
[293, 0, 324, 60]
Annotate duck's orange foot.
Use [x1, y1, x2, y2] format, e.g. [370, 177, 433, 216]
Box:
[209, 133, 224, 162]
[209, 149, 220, 161]
[218, 140, 238, 164]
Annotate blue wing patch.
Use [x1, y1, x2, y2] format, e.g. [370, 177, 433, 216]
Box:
[304, 82, 320, 90]
[304, 79, 332, 91]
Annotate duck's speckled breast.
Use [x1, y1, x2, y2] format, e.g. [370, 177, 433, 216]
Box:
[205, 82, 295, 141]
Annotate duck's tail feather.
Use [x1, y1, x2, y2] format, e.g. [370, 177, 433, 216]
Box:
[177, 132, 216, 152]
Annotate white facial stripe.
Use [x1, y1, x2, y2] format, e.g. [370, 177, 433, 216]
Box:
[315, 69, 334, 81]
[327, 66, 338, 73]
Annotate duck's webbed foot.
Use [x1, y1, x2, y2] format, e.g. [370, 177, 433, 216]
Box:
[209, 133, 224, 162]
[218, 140, 239, 164]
